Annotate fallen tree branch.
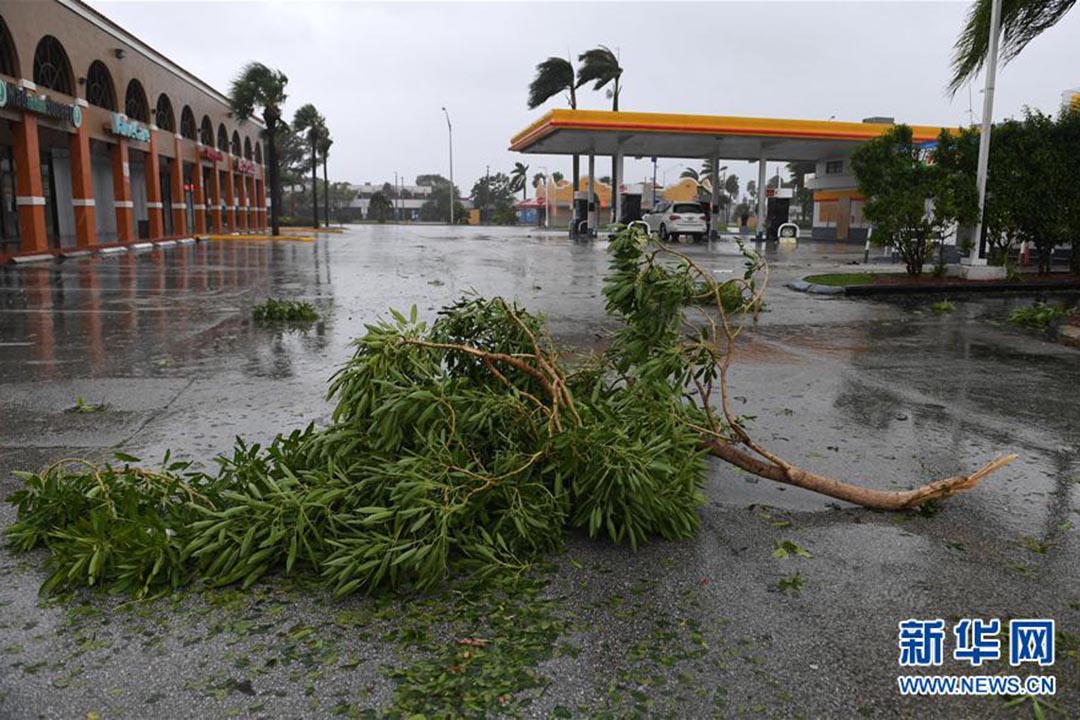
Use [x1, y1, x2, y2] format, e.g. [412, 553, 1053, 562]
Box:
[703, 437, 1017, 510]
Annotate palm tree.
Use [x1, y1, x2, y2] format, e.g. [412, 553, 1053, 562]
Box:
[949, 0, 1075, 94]
[319, 129, 333, 226]
[293, 103, 325, 229]
[527, 57, 580, 213]
[510, 162, 530, 200]
[725, 174, 740, 201]
[551, 171, 564, 183]
[229, 62, 288, 236]
[680, 167, 700, 181]
[577, 46, 623, 221]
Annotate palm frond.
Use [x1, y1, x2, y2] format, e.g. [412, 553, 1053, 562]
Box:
[528, 57, 576, 109]
[576, 46, 622, 91]
[229, 62, 288, 123]
[949, 0, 1075, 95]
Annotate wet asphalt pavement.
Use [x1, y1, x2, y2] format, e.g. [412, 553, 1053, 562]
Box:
[0, 225, 1078, 719]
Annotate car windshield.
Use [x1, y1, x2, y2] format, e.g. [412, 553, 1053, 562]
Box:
[672, 203, 703, 214]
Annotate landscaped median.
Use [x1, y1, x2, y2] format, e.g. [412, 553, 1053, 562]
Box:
[789, 271, 1080, 296]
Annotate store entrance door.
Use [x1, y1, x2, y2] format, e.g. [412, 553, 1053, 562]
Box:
[159, 162, 174, 236]
[39, 151, 61, 249]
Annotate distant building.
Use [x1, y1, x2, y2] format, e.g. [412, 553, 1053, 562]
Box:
[1063, 87, 1080, 113]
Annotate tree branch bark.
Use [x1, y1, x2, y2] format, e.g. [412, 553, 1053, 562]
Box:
[702, 437, 1016, 510]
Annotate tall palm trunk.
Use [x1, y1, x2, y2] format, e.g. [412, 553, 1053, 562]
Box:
[311, 136, 319, 229]
[266, 119, 281, 237]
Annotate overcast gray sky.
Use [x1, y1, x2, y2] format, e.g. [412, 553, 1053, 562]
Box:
[93, 1, 1080, 196]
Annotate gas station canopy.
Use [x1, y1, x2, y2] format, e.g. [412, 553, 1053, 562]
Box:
[510, 109, 945, 161]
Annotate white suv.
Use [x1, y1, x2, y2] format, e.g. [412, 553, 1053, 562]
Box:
[642, 201, 708, 242]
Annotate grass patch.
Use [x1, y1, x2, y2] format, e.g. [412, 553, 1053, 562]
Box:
[802, 273, 876, 287]
[1008, 303, 1073, 329]
[930, 300, 956, 314]
[252, 298, 319, 323]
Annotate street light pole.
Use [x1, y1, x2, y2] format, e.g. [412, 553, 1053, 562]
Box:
[441, 106, 454, 226]
[971, 0, 1003, 265]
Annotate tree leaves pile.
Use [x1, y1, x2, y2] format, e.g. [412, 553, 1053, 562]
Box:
[6, 227, 762, 599]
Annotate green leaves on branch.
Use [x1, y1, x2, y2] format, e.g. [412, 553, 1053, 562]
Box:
[252, 298, 319, 323]
[7, 226, 765, 599]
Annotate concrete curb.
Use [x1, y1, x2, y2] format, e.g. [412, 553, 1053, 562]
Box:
[789, 275, 1080, 297]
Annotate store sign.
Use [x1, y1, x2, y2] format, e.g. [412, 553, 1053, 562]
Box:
[234, 158, 256, 176]
[108, 113, 150, 143]
[201, 147, 224, 163]
[0, 81, 83, 128]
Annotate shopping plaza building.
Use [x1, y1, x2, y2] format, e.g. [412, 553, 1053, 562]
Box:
[0, 0, 269, 258]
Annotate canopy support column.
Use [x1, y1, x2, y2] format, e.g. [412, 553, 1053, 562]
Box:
[710, 153, 721, 240]
[757, 152, 767, 240]
[587, 154, 596, 238]
[614, 139, 624, 225]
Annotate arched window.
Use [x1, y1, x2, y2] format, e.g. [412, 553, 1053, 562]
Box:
[0, 16, 19, 78]
[85, 60, 116, 111]
[231, 131, 241, 156]
[199, 115, 214, 146]
[33, 35, 74, 96]
[180, 106, 197, 141]
[154, 94, 175, 132]
[124, 79, 149, 122]
[217, 124, 228, 152]
[254, 141, 262, 164]
[244, 137, 253, 160]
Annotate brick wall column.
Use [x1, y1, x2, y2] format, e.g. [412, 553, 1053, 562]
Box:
[224, 158, 236, 231]
[237, 166, 248, 231]
[12, 114, 49, 253]
[111, 138, 135, 243]
[145, 130, 164, 239]
[257, 169, 267, 231]
[249, 175, 257, 230]
[192, 146, 207, 234]
[210, 161, 223, 233]
[68, 122, 97, 249]
[170, 136, 188, 236]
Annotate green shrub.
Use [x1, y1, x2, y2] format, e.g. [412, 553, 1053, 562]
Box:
[1008, 303, 1073, 329]
[930, 300, 955, 314]
[252, 298, 319, 323]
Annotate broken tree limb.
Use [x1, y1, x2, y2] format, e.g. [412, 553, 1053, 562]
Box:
[702, 437, 1017, 510]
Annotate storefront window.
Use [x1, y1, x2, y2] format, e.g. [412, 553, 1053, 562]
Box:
[0, 145, 18, 247]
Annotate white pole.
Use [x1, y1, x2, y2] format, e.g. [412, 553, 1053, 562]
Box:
[971, 0, 1003, 265]
[442, 107, 454, 226]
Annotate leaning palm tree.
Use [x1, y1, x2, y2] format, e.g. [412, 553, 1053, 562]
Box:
[510, 162, 530, 200]
[229, 62, 288, 236]
[949, 0, 1075, 94]
[724, 173, 740, 201]
[319, 129, 333, 226]
[293, 104, 325, 229]
[577, 46, 623, 221]
[528, 57, 580, 213]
